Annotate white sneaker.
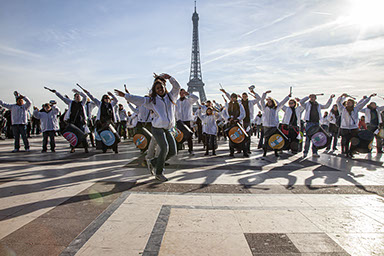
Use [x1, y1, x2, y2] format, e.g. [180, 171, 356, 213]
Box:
[146, 159, 155, 176]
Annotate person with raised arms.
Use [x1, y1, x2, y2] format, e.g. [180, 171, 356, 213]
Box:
[115, 73, 180, 182]
[300, 93, 335, 158]
[77, 85, 119, 153]
[46, 87, 89, 153]
[176, 89, 199, 155]
[259, 90, 290, 157]
[337, 93, 375, 158]
[360, 101, 384, 153]
[0, 91, 31, 152]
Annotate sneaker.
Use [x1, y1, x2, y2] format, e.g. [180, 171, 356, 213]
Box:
[11, 149, 19, 153]
[189, 151, 195, 156]
[164, 162, 170, 166]
[41, 150, 47, 153]
[274, 151, 280, 157]
[155, 174, 168, 182]
[204, 152, 209, 156]
[70, 148, 75, 153]
[333, 147, 338, 151]
[25, 149, 30, 152]
[212, 152, 216, 156]
[84, 148, 89, 153]
[229, 153, 235, 157]
[243, 153, 249, 158]
[313, 153, 320, 157]
[146, 159, 155, 175]
[51, 149, 55, 152]
[303, 153, 308, 158]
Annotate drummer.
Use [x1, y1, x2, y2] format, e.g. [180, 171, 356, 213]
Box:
[360, 102, 384, 153]
[79, 87, 119, 153]
[327, 104, 340, 151]
[300, 93, 334, 158]
[115, 73, 180, 182]
[259, 91, 290, 157]
[337, 93, 375, 158]
[47, 87, 89, 153]
[223, 93, 247, 157]
[281, 97, 304, 154]
[176, 89, 199, 155]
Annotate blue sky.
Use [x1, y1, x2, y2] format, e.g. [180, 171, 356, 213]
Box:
[1, 0, 384, 111]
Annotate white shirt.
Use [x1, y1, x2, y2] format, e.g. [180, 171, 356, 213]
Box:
[33, 106, 60, 132]
[300, 96, 333, 122]
[360, 106, 384, 125]
[197, 109, 221, 135]
[176, 94, 199, 122]
[0, 97, 31, 125]
[327, 112, 338, 125]
[85, 92, 119, 123]
[259, 93, 289, 127]
[124, 76, 181, 130]
[85, 101, 96, 120]
[337, 96, 371, 129]
[118, 108, 128, 121]
[281, 105, 304, 128]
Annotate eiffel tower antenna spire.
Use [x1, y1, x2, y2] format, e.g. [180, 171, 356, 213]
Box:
[187, 0, 207, 102]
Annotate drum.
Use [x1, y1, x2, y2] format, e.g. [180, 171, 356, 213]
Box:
[62, 123, 87, 148]
[176, 120, 193, 144]
[307, 125, 331, 149]
[133, 127, 152, 151]
[96, 124, 120, 148]
[170, 127, 183, 143]
[226, 123, 247, 150]
[351, 130, 374, 153]
[279, 124, 302, 152]
[265, 127, 288, 150]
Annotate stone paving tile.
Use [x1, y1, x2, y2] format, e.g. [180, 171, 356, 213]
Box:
[166, 208, 243, 233]
[328, 233, 384, 256]
[159, 231, 253, 256]
[235, 209, 322, 233]
[287, 233, 348, 253]
[244, 233, 300, 255]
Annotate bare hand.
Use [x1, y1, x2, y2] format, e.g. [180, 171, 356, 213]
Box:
[288, 93, 292, 98]
[265, 90, 271, 94]
[330, 94, 335, 98]
[220, 89, 226, 94]
[72, 89, 80, 94]
[295, 97, 300, 102]
[107, 92, 113, 97]
[370, 93, 377, 97]
[363, 96, 368, 99]
[33, 106, 38, 110]
[114, 89, 125, 97]
[341, 93, 348, 97]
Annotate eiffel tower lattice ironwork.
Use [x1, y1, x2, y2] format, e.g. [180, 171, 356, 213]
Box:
[187, 1, 207, 103]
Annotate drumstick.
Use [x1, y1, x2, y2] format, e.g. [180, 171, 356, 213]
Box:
[236, 123, 249, 138]
[290, 86, 292, 95]
[219, 83, 224, 90]
[44, 86, 55, 92]
[276, 126, 289, 140]
[314, 93, 324, 96]
[345, 94, 356, 100]
[76, 83, 85, 91]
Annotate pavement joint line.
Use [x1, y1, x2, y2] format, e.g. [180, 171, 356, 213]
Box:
[59, 191, 132, 256]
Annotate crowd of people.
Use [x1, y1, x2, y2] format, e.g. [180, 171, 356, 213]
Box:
[0, 74, 383, 182]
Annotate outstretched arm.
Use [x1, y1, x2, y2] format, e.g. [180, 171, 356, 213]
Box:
[168, 75, 181, 100]
[320, 94, 335, 109]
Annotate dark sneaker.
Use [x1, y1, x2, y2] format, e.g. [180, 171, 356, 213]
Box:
[41, 150, 47, 153]
[51, 149, 55, 152]
[70, 148, 75, 153]
[155, 174, 168, 182]
[12, 149, 19, 153]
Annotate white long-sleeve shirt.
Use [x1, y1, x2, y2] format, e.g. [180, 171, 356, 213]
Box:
[320, 115, 330, 126]
[55, 92, 87, 122]
[176, 94, 199, 122]
[300, 96, 333, 122]
[360, 106, 384, 125]
[224, 101, 246, 122]
[259, 93, 289, 127]
[197, 109, 221, 135]
[124, 76, 181, 129]
[225, 92, 260, 121]
[281, 105, 304, 128]
[128, 102, 152, 123]
[254, 115, 262, 125]
[0, 97, 31, 125]
[33, 106, 60, 132]
[337, 96, 371, 129]
[118, 109, 128, 121]
[85, 101, 97, 120]
[327, 112, 338, 125]
[86, 91, 118, 123]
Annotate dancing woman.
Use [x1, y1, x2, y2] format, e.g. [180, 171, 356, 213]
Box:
[259, 91, 290, 157]
[281, 98, 304, 154]
[78, 86, 119, 153]
[337, 93, 375, 158]
[115, 73, 180, 182]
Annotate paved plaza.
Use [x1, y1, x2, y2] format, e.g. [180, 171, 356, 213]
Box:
[0, 136, 383, 256]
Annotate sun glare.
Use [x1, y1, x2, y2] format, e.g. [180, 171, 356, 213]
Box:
[347, 0, 384, 27]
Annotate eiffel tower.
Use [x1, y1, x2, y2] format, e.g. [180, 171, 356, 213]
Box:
[187, 1, 207, 103]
